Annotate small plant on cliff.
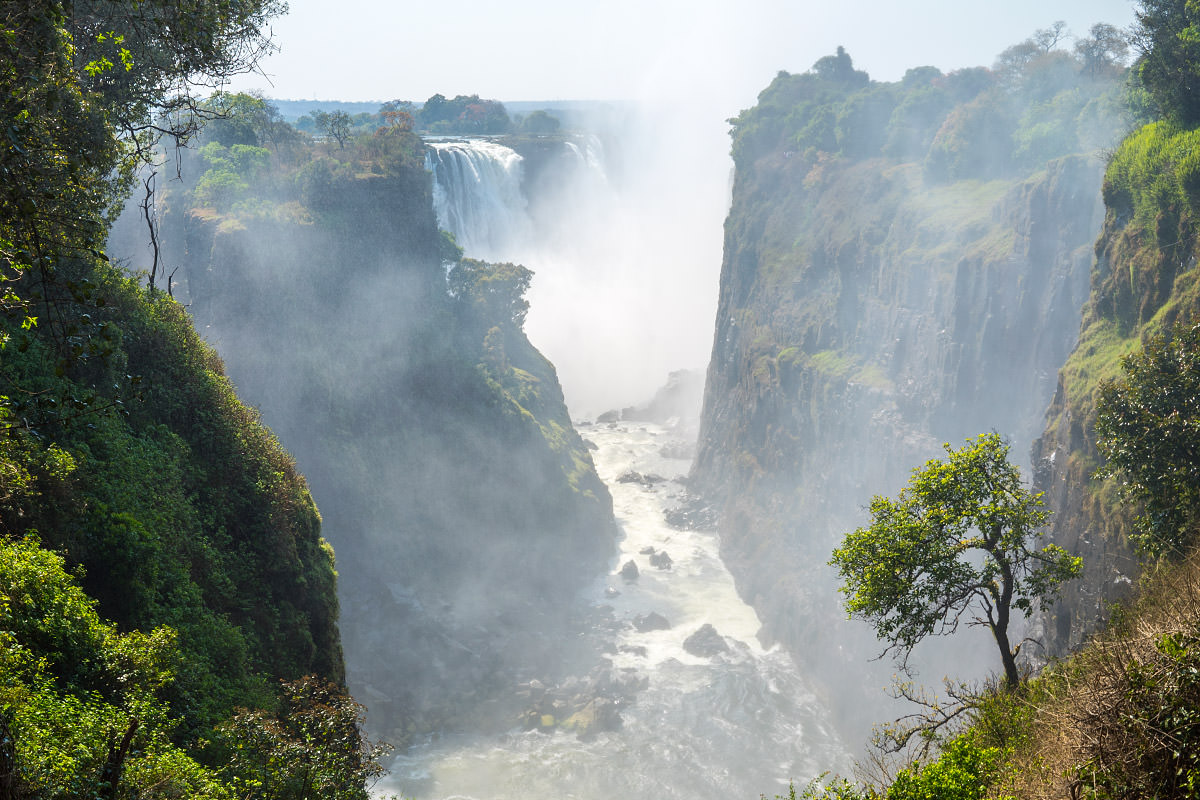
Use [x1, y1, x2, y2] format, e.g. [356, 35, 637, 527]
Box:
[831, 433, 1082, 692]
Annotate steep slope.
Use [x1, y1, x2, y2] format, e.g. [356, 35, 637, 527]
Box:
[1, 2, 364, 796]
[1033, 121, 1200, 654]
[690, 48, 1125, 737]
[138, 123, 617, 745]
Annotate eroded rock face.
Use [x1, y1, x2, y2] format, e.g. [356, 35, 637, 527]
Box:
[692, 109, 1112, 740]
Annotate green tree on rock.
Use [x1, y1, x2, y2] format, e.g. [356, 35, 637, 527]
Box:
[831, 433, 1081, 691]
[1096, 321, 1200, 558]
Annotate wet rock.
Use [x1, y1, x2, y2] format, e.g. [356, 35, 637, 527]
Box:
[664, 494, 719, 530]
[649, 550, 673, 570]
[619, 560, 639, 581]
[617, 470, 666, 487]
[633, 612, 671, 632]
[617, 644, 647, 657]
[596, 410, 621, 423]
[563, 697, 621, 740]
[583, 438, 599, 451]
[604, 586, 621, 598]
[683, 623, 730, 657]
[639, 546, 657, 555]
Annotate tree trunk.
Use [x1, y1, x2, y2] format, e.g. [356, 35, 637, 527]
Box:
[993, 557, 1021, 691]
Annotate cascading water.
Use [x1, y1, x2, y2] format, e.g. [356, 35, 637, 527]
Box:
[398, 131, 850, 798]
[426, 139, 532, 260]
[376, 420, 850, 799]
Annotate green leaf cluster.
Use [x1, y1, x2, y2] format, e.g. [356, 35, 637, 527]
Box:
[832, 433, 1080, 689]
[1096, 321, 1200, 557]
[728, 36, 1126, 179]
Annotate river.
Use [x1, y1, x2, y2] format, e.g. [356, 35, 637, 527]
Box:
[375, 419, 850, 800]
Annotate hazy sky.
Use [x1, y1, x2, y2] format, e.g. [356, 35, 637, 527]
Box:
[233, 0, 1137, 112]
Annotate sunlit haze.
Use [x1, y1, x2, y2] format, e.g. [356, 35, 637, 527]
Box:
[233, 0, 1136, 110]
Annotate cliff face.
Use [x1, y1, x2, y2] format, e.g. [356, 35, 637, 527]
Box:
[690, 60, 1122, 736]
[149, 130, 616, 744]
[1033, 122, 1200, 655]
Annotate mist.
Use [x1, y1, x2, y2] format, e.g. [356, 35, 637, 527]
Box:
[97, 6, 1146, 797]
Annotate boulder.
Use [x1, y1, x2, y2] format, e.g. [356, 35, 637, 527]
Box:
[619, 560, 639, 581]
[562, 697, 621, 740]
[596, 410, 621, 423]
[649, 550, 673, 570]
[683, 623, 730, 657]
[633, 612, 671, 632]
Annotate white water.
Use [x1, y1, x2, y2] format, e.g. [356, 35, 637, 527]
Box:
[426, 140, 533, 258]
[375, 421, 850, 799]
[424, 132, 724, 418]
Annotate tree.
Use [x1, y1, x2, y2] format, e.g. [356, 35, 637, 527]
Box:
[811, 46, 870, 88]
[520, 109, 561, 134]
[448, 258, 533, 331]
[1075, 22, 1131, 78]
[1032, 20, 1070, 53]
[216, 676, 391, 800]
[830, 433, 1081, 691]
[1095, 322, 1200, 558]
[1131, 0, 1200, 124]
[312, 109, 352, 148]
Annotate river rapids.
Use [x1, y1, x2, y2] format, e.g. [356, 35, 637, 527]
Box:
[375, 420, 850, 800]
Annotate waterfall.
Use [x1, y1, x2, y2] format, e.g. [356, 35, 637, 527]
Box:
[425, 139, 532, 261]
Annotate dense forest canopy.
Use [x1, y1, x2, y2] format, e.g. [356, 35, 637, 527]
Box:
[0, 2, 386, 797]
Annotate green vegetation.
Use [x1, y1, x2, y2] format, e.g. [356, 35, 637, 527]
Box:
[798, 7, 1200, 798]
[417, 93, 513, 134]
[832, 434, 1080, 691]
[1131, 0, 1200, 125]
[1096, 322, 1200, 558]
[0, 1, 396, 797]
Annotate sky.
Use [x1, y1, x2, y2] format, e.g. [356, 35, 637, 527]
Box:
[232, 0, 1138, 114]
[226, 0, 1141, 413]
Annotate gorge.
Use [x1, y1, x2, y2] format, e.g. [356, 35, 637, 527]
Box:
[10, 1, 1200, 796]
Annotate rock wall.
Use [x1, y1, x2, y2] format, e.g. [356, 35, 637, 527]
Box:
[690, 62, 1121, 740]
[145, 138, 617, 746]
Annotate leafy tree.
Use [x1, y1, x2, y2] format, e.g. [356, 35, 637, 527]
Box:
[830, 433, 1081, 691]
[1075, 22, 1131, 78]
[520, 109, 561, 134]
[312, 109, 353, 148]
[812, 46, 870, 89]
[215, 676, 390, 800]
[1131, 0, 1200, 125]
[1095, 322, 1200, 557]
[448, 258, 533, 332]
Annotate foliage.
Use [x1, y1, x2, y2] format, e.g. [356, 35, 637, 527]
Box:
[1132, 0, 1200, 125]
[417, 93, 512, 134]
[1096, 321, 1200, 557]
[0, 2, 362, 797]
[727, 35, 1124, 176]
[886, 736, 1002, 800]
[520, 109, 561, 134]
[213, 676, 390, 800]
[0, 535, 234, 799]
[192, 141, 271, 210]
[312, 109, 353, 148]
[1073, 630, 1200, 796]
[448, 258, 534, 333]
[831, 433, 1081, 689]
